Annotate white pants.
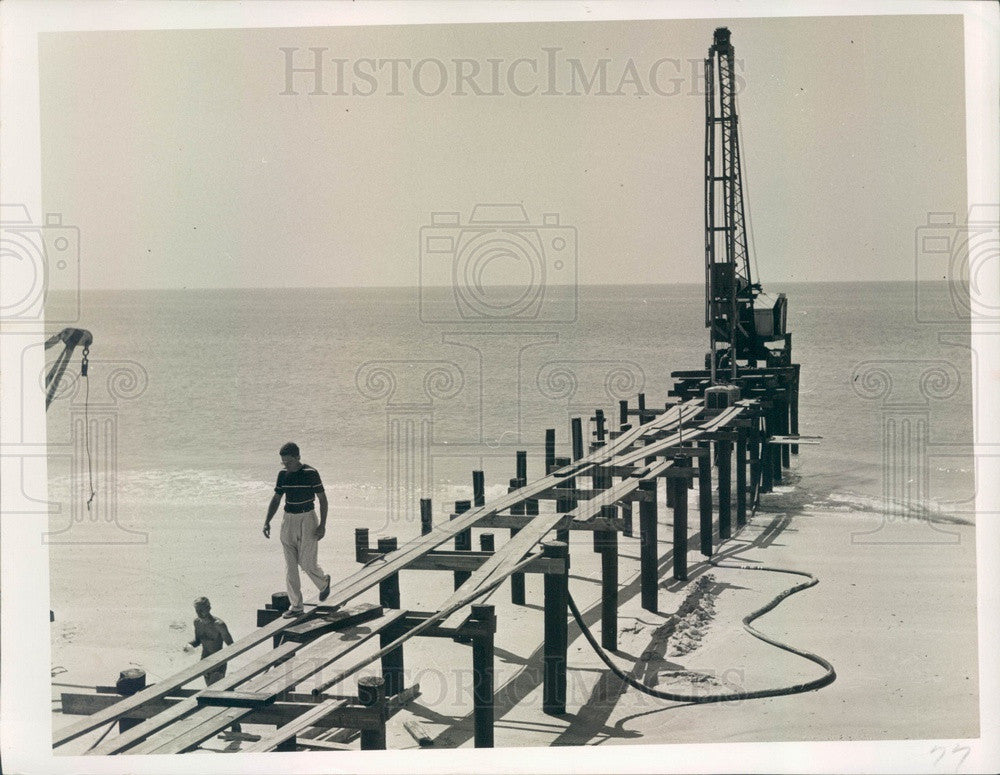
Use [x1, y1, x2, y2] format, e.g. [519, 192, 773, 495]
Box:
[280, 510, 327, 609]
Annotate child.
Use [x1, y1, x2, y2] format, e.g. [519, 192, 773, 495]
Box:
[183, 596, 234, 686]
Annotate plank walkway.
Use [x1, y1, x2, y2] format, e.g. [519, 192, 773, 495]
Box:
[57, 394, 770, 754]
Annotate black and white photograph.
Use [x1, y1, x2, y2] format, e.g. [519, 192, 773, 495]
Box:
[1, 1, 997, 773]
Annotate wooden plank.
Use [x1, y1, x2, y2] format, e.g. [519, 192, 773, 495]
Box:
[404, 719, 434, 746]
[609, 405, 741, 468]
[282, 603, 384, 642]
[438, 466, 666, 629]
[436, 513, 564, 629]
[767, 435, 821, 444]
[56, 610, 302, 748]
[309, 403, 698, 617]
[241, 698, 346, 753]
[132, 611, 407, 755]
[78, 399, 701, 754]
[91, 609, 405, 756]
[62, 692, 367, 728]
[196, 690, 280, 708]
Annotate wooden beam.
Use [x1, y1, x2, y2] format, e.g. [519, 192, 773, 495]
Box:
[90, 610, 405, 756]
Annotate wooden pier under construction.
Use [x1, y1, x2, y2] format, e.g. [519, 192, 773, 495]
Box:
[54, 365, 807, 754]
[52, 27, 815, 755]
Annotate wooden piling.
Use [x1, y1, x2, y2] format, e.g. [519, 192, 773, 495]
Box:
[354, 528, 369, 564]
[376, 537, 400, 609]
[768, 406, 783, 485]
[591, 438, 608, 553]
[621, 501, 633, 537]
[760, 421, 773, 494]
[542, 541, 569, 715]
[453, 500, 472, 589]
[571, 417, 584, 461]
[671, 477, 688, 582]
[593, 409, 607, 442]
[419, 499, 432, 536]
[115, 669, 146, 733]
[516, 450, 527, 481]
[638, 478, 658, 612]
[554, 456, 572, 545]
[473, 470, 486, 508]
[749, 425, 762, 502]
[379, 617, 405, 697]
[479, 533, 495, 553]
[357, 676, 387, 750]
[469, 604, 496, 748]
[508, 477, 526, 605]
[790, 364, 801, 455]
[718, 440, 732, 540]
[736, 428, 747, 527]
[545, 429, 556, 473]
[778, 396, 791, 468]
[698, 441, 713, 556]
[597, 505, 618, 651]
[637, 392, 647, 424]
[619, 399, 629, 428]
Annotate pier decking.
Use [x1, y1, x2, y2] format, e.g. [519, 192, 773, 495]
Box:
[55, 369, 803, 754]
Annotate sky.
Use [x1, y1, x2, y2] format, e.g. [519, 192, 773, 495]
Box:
[38, 14, 966, 289]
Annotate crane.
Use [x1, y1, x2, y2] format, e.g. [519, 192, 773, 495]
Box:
[704, 27, 789, 383]
[44, 327, 92, 409]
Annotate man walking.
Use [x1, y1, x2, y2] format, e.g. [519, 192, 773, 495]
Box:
[263, 442, 331, 617]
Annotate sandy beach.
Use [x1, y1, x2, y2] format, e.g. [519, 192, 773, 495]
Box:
[50, 471, 979, 754]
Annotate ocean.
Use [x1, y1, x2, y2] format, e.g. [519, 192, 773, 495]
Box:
[45, 281, 976, 535]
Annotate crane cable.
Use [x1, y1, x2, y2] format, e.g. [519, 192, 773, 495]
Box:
[565, 530, 836, 703]
[81, 345, 96, 511]
[733, 83, 763, 291]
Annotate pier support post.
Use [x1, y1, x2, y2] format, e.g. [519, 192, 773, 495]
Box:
[768, 406, 783, 485]
[591, 439, 609, 553]
[790, 364, 801, 455]
[749, 425, 762, 501]
[621, 501, 633, 537]
[354, 527, 369, 564]
[779, 395, 791, 468]
[545, 429, 556, 473]
[760, 420, 774, 494]
[597, 505, 618, 651]
[379, 618, 406, 697]
[470, 604, 496, 748]
[638, 392, 648, 424]
[357, 676, 387, 750]
[698, 441, 713, 556]
[571, 417, 584, 461]
[115, 669, 146, 733]
[638, 478, 658, 612]
[718, 441, 732, 540]
[453, 500, 472, 589]
[554, 456, 573, 545]
[736, 428, 747, 528]
[619, 399, 629, 428]
[473, 470, 486, 508]
[377, 536, 404, 697]
[508, 477, 526, 605]
[420, 498, 432, 536]
[671, 476, 688, 582]
[542, 541, 569, 715]
[377, 537, 400, 608]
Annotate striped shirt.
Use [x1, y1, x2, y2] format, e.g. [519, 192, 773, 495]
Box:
[275, 464, 325, 513]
